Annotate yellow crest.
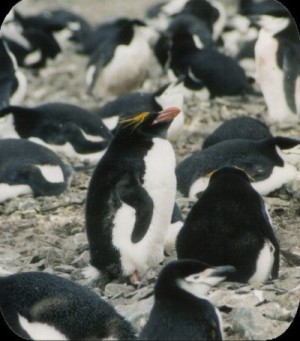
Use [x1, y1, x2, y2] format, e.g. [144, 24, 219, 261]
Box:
[119, 111, 150, 131]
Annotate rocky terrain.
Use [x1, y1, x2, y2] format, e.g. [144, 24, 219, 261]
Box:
[0, 0, 299, 340]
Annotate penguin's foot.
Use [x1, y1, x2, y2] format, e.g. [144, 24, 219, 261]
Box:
[129, 271, 141, 285]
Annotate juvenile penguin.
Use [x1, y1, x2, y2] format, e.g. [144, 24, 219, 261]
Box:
[0, 138, 73, 202]
[176, 167, 280, 284]
[0, 271, 136, 340]
[202, 116, 272, 148]
[254, 13, 300, 121]
[0, 103, 113, 164]
[176, 136, 300, 198]
[95, 81, 184, 141]
[139, 259, 235, 340]
[85, 107, 180, 285]
[0, 38, 27, 109]
[85, 18, 159, 98]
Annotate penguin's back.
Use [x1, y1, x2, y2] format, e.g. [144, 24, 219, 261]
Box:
[0, 271, 136, 340]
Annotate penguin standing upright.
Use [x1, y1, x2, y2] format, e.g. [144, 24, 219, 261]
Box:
[254, 13, 300, 121]
[95, 81, 184, 141]
[85, 107, 180, 285]
[139, 259, 235, 340]
[176, 167, 280, 284]
[0, 102, 113, 164]
[85, 18, 159, 99]
[0, 271, 136, 340]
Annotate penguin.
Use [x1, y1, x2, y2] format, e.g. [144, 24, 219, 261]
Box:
[0, 138, 73, 203]
[176, 136, 300, 198]
[240, 0, 290, 17]
[85, 107, 180, 285]
[9, 8, 91, 49]
[0, 38, 27, 109]
[2, 27, 62, 69]
[254, 13, 300, 121]
[0, 103, 113, 165]
[166, 13, 215, 49]
[176, 167, 280, 284]
[139, 259, 235, 340]
[202, 116, 273, 149]
[168, 28, 254, 97]
[95, 81, 184, 141]
[146, 0, 226, 41]
[0, 271, 136, 340]
[85, 18, 160, 98]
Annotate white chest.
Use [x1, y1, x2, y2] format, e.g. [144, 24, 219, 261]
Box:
[0, 113, 19, 139]
[112, 138, 177, 276]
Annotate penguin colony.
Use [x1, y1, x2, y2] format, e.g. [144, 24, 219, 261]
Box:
[0, 0, 299, 340]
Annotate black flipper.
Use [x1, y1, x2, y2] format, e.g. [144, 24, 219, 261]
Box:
[116, 172, 154, 244]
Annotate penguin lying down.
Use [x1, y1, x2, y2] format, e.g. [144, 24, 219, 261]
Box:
[0, 271, 136, 340]
[176, 167, 280, 284]
[0, 102, 112, 165]
[85, 107, 180, 286]
[0, 138, 73, 203]
[139, 260, 235, 340]
[177, 136, 300, 198]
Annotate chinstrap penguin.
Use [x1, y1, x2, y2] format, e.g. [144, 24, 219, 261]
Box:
[139, 259, 235, 340]
[0, 138, 73, 203]
[176, 167, 280, 284]
[0, 103, 113, 165]
[0, 271, 136, 340]
[85, 107, 180, 285]
[176, 136, 300, 198]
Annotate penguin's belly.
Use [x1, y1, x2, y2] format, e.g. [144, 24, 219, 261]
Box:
[249, 239, 276, 284]
[98, 39, 152, 97]
[112, 138, 176, 276]
[18, 314, 67, 340]
[255, 31, 295, 121]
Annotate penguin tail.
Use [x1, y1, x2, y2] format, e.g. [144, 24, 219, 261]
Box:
[0, 105, 22, 117]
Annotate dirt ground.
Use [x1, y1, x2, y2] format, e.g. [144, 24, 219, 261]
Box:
[0, 0, 299, 340]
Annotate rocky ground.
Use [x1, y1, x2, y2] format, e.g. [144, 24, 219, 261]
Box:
[0, 0, 300, 340]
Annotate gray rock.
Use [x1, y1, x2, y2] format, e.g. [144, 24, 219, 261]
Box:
[231, 307, 290, 340]
[115, 295, 154, 333]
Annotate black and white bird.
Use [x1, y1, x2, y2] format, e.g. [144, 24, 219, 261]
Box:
[85, 107, 180, 285]
[168, 26, 254, 97]
[85, 18, 160, 99]
[176, 167, 280, 284]
[254, 13, 300, 121]
[0, 103, 113, 165]
[0, 37, 27, 109]
[0, 138, 73, 203]
[95, 81, 184, 141]
[202, 116, 273, 148]
[146, 0, 226, 41]
[0, 271, 136, 340]
[139, 259, 235, 340]
[176, 136, 300, 198]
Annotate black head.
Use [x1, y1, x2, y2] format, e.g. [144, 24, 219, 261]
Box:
[116, 107, 180, 139]
[155, 259, 235, 299]
[208, 166, 252, 184]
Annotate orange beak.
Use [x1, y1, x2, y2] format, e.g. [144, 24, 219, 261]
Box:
[152, 107, 181, 125]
